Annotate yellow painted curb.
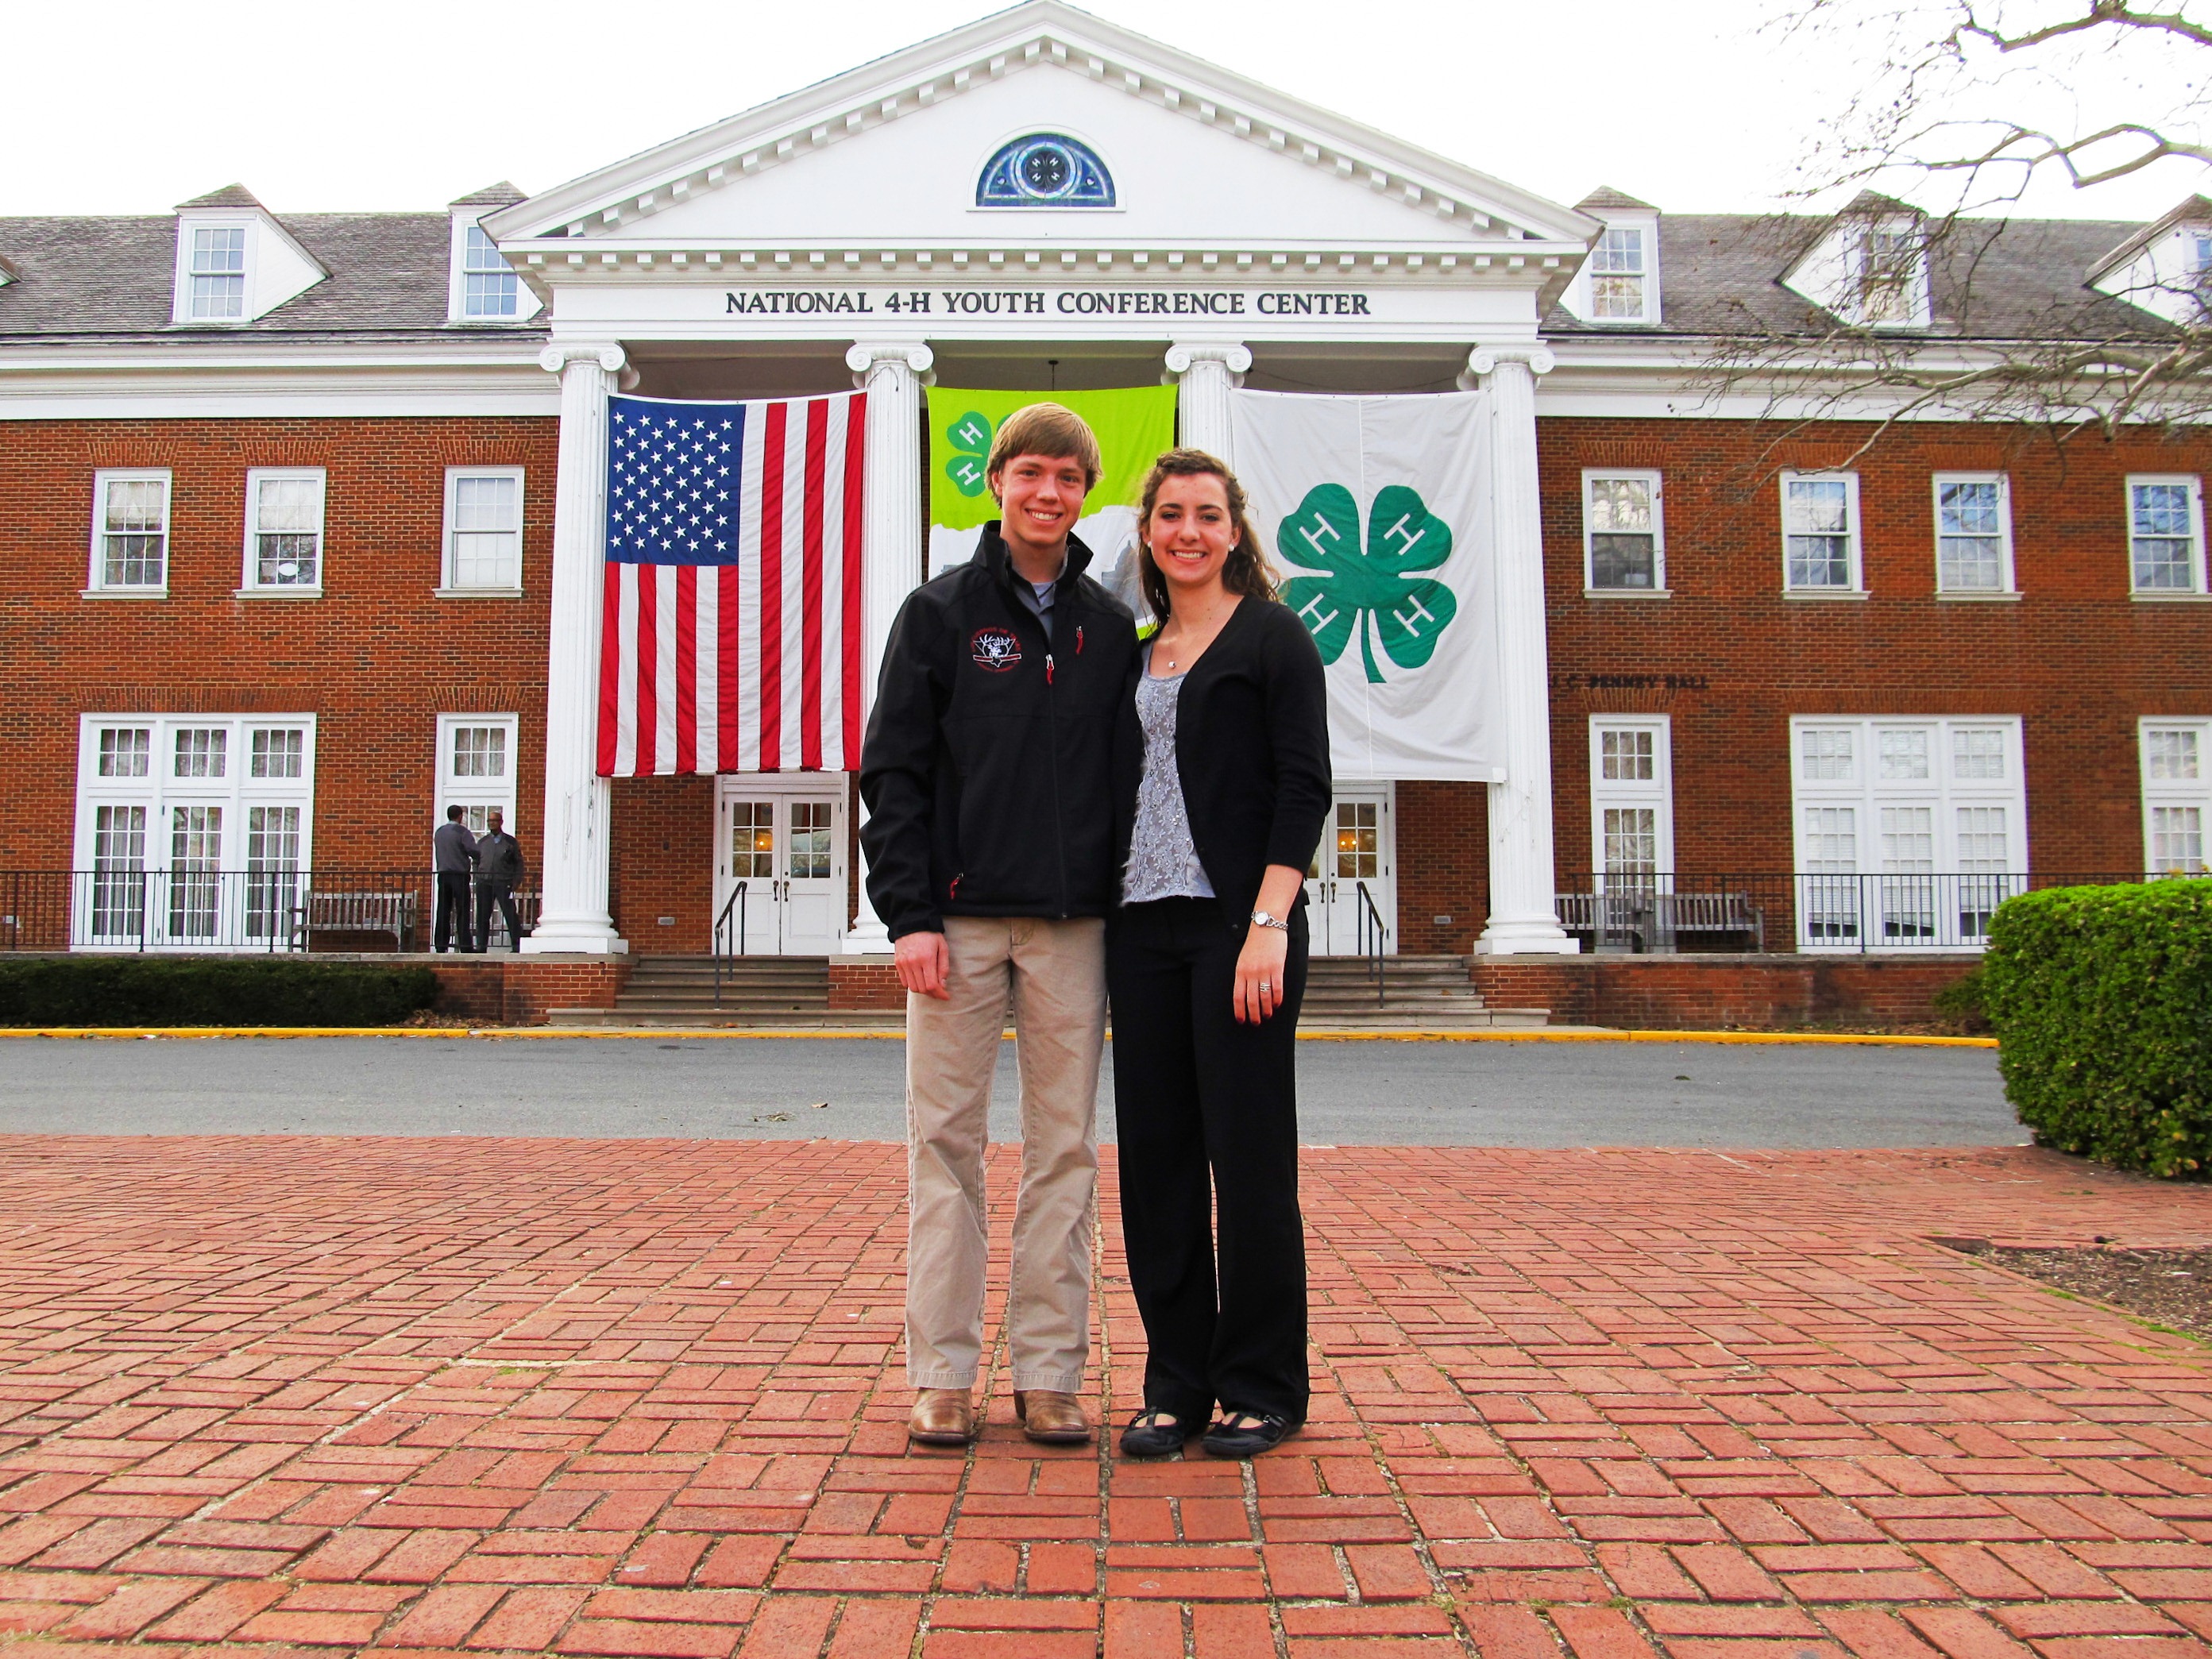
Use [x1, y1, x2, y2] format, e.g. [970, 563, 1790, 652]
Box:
[2, 1025, 1998, 1047]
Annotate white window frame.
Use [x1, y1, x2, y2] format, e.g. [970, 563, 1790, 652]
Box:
[438, 467, 526, 595]
[1581, 469, 1666, 596]
[446, 216, 542, 324]
[239, 467, 326, 596]
[2140, 718, 2212, 876]
[1789, 716, 2028, 951]
[176, 223, 252, 324]
[1587, 226, 1650, 323]
[1781, 470, 1866, 596]
[1589, 716, 1674, 885]
[86, 469, 172, 596]
[1932, 472, 2017, 598]
[1854, 219, 1932, 330]
[2128, 475, 2210, 599]
[437, 713, 520, 838]
[72, 713, 317, 951]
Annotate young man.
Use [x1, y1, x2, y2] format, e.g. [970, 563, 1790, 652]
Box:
[860, 403, 1138, 1446]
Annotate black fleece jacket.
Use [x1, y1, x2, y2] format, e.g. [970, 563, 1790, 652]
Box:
[859, 523, 1139, 940]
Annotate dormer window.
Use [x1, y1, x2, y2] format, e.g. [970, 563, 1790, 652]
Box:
[462, 227, 519, 318]
[189, 228, 246, 319]
[1858, 222, 1925, 326]
[1589, 228, 1647, 319]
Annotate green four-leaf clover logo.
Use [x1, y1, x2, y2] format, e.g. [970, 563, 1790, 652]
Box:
[944, 411, 994, 497]
[1277, 484, 1457, 683]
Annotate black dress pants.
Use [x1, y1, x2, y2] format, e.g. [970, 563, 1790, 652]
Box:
[433, 872, 473, 953]
[475, 882, 520, 952]
[1107, 897, 1310, 1426]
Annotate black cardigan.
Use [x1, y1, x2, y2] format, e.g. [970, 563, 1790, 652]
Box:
[1115, 596, 1333, 932]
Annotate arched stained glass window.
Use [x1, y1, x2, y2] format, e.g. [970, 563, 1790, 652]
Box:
[977, 133, 1115, 207]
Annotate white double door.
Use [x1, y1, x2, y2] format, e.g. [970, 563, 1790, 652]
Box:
[713, 775, 848, 955]
[1304, 783, 1398, 955]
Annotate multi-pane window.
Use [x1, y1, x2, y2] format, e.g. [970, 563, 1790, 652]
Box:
[2141, 720, 2211, 875]
[1783, 473, 1862, 591]
[1588, 227, 1647, 321]
[729, 801, 775, 879]
[461, 227, 519, 318]
[1583, 472, 1663, 591]
[243, 469, 326, 591]
[789, 802, 834, 879]
[1589, 718, 1673, 888]
[174, 727, 226, 778]
[436, 713, 518, 837]
[75, 716, 314, 947]
[90, 471, 171, 591]
[188, 227, 246, 319]
[1791, 717, 2027, 947]
[1331, 801, 1380, 880]
[1934, 474, 2013, 593]
[443, 468, 523, 590]
[1859, 222, 1924, 326]
[2129, 476, 2206, 594]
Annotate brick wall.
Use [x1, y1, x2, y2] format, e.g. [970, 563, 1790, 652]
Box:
[827, 959, 902, 1010]
[427, 956, 631, 1023]
[1396, 781, 1488, 955]
[1538, 419, 2212, 889]
[1473, 953, 1982, 1030]
[0, 416, 558, 873]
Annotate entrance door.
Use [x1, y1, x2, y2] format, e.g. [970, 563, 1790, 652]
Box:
[1304, 785, 1396, 955]
[714, 777, 848, 955]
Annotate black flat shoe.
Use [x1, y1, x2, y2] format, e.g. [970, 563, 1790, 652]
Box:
[1202, 1410, 1298, 1459]
[1120, 1408, 1198, 1458]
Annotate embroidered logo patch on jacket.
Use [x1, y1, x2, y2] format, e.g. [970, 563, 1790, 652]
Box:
[969, 627, 1023, 672]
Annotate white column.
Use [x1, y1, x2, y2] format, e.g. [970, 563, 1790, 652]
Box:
[840, 341, 933, 951]
[521, 342, 627, 955]
[1164, 341, 1252, 461]
[1465, 344, 1577, 955]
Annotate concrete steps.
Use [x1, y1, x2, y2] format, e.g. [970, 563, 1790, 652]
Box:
[545, 951, 1547, 1030]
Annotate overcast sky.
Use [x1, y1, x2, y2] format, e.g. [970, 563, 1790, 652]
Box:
[3, 0, 2202, 222]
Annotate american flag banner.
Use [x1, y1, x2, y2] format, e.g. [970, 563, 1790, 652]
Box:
[597, 391, 867, 777]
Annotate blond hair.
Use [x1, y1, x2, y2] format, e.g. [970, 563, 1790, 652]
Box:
[986, 402, 1103, 492]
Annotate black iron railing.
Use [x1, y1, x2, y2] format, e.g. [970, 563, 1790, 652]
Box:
[1553, 871, 2204, 953]
[1354, 879, 1388, 1005]
[0, 870, 538, 952]
[712, 881, 748, 1006]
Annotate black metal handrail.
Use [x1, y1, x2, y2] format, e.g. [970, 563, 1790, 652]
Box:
[712, 881, 747, 1007]
[1354, 879, 1388, 1007]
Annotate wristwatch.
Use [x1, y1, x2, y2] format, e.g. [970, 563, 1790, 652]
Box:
[1250, 909, 1288, 932]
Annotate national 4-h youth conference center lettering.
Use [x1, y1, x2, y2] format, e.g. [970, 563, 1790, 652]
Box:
[723, 288, 1375, 317]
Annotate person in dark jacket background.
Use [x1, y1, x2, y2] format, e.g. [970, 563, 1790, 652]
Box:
[1109, 448, 1330, 1461]
[430, 805, 477, 955]
[859, 403, 1139, 1450]
[472, 809, 527, 952]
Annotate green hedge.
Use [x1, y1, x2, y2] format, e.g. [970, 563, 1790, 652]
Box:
[0, 956, 438, 1028]
[1982, 882, 2212, 1178]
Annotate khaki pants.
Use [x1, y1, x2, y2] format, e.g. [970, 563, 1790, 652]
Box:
[905, 915, 1106, 1394]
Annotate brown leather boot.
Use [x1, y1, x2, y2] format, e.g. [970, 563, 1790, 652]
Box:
[908, 1387, 975, 1446]
[1013, 1389, 1092, 1445]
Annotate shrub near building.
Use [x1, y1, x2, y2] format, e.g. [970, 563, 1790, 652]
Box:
[1982, 882, 2212, 1177]
[0, 957, 437, 1028]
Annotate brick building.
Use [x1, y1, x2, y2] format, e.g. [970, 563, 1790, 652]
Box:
[4, 1, 2207, 968]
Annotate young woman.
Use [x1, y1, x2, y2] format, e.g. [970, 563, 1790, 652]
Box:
[1110, 448, 1330, 1459]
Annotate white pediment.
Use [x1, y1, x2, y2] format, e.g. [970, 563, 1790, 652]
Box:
[486, 2, 1594, 264]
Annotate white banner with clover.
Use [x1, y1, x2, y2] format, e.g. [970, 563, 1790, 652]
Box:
[1230, 389, 1504, 781]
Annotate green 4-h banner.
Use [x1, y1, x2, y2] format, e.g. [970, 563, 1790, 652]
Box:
[1230, 389, 1504, 782]
[926, 386, 1178, 588]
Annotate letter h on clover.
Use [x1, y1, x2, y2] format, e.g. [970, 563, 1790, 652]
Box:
[1278, 484, 1458, 683]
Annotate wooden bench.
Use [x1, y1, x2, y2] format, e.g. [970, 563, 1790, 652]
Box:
[295, 889, 417, 952]
[1652, 890, 1766, 952]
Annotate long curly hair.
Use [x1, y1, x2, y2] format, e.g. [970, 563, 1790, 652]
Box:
[1134, 448, 1278, 622]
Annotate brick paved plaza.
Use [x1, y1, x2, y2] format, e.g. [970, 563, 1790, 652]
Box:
[6, 1136, 2212, 1657]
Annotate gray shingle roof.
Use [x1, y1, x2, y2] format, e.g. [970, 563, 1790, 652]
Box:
[176, 184, 265, 210]
[1545, 212, 2169, 341]
[0, 210, 546, 341]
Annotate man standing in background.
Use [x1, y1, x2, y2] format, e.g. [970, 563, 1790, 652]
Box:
[473, 809, 527, 952]
[432, 805, 477, 954]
